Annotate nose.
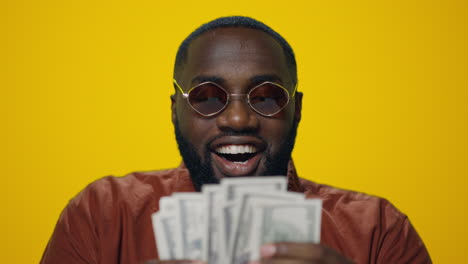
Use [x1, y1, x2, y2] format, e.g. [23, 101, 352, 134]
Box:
[215, 95, 259, 133]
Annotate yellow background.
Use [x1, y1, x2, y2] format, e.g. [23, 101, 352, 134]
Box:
[2, 0, 467, 263]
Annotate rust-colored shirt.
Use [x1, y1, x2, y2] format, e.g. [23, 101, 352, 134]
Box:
[41, 163, 431, 264]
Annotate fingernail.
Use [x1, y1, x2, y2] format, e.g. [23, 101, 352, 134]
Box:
[260, 243, 276, 257]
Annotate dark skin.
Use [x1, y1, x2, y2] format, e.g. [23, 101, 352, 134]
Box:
[174, 27, 299, 180]
[144, 28, 353, 264]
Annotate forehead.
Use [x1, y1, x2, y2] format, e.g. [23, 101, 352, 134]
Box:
[180, 27, 291, 86]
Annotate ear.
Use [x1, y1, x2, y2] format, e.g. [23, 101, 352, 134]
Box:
[171, 94, 177, 126]
[294, 91, 303, 124]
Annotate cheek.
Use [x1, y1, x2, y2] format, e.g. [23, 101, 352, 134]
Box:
[260, 106, 296, 150]
[176, 105, 216, 151]
[262, 120, 293, 144]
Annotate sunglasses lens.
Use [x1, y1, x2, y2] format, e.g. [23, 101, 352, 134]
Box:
[249, 83, 289, 115]
[188, 83, 228, 116]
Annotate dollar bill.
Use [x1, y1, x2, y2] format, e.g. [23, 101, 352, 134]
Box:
[249, 199, 323, 261]
[219, 176, 288, 262]
[229, 190, 305, 264]
[151, 177, 323, 264]
[221, 176, 288, 202]
[217, 200, 236, 263]
[151, 212, 171, 260]
[173, 193, 206, 260]
[202, 184, 223, 264]
[159, 196, 176, 213]
[152, 196, 180, 259]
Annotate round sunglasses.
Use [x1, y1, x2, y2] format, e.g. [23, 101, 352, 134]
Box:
[173, 79, 297, 117]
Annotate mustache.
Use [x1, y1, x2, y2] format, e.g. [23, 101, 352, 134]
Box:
[205, 131, 268, 150]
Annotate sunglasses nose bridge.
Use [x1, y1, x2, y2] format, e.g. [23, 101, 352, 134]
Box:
[228, 94, 248, 99]
[216, 93, 260, 131]
[226, 93, 251, 109]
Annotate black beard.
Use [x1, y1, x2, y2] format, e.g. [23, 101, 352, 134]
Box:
[174, 119, 299, 191]
[263, 121, 298, 177]
[174, 120, 218, 191]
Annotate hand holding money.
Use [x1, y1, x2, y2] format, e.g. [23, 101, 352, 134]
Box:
[151, 177, 332, 264]
[252, 242, 355, 264]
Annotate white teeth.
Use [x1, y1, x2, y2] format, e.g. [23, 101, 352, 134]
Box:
[233, 160, 249, 164]
[215, 145, 257, 154]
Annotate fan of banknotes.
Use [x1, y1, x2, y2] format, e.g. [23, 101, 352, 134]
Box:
[151, 176, 322, 264]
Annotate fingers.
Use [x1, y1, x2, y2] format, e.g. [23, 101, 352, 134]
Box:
[260, 242, 327, 260]
[258, 243, 354, 264]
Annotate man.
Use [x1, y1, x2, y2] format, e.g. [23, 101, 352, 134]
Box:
[41, 16, 431, 264]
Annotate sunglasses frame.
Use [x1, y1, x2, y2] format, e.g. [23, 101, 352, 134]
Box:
[173, 79, 297, 117]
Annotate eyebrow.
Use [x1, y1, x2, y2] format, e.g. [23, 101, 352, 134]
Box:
[191, 75, 225, 85]
[250, 74, 283, 86]
[190, 74, 283, 87]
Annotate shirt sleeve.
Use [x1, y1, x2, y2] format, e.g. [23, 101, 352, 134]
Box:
[376, 202, 432, 264]
[40, 188, 100, 264]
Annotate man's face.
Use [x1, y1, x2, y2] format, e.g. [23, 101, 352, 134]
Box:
[172, 27, 302, 190]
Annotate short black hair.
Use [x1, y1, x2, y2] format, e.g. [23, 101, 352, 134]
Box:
[173, 16, 297, 86]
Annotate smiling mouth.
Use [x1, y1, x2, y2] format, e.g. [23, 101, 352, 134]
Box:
[215, 145, 258, 163]
[211, 143, 263, 177]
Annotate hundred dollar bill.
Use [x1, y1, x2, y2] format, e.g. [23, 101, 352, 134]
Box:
[152, 212, 174, 260]
[159, 196, 176, 213]
[219, 176, 288, 262]
[202, 184, 222, 264]
[221, 176, 288, 202]
[249, 199, 323, 261]
[152, 196, 180, 259]
[229, 190, 305, 264]
[218, 200, 236, 263]
[173, 193, 206, 260]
